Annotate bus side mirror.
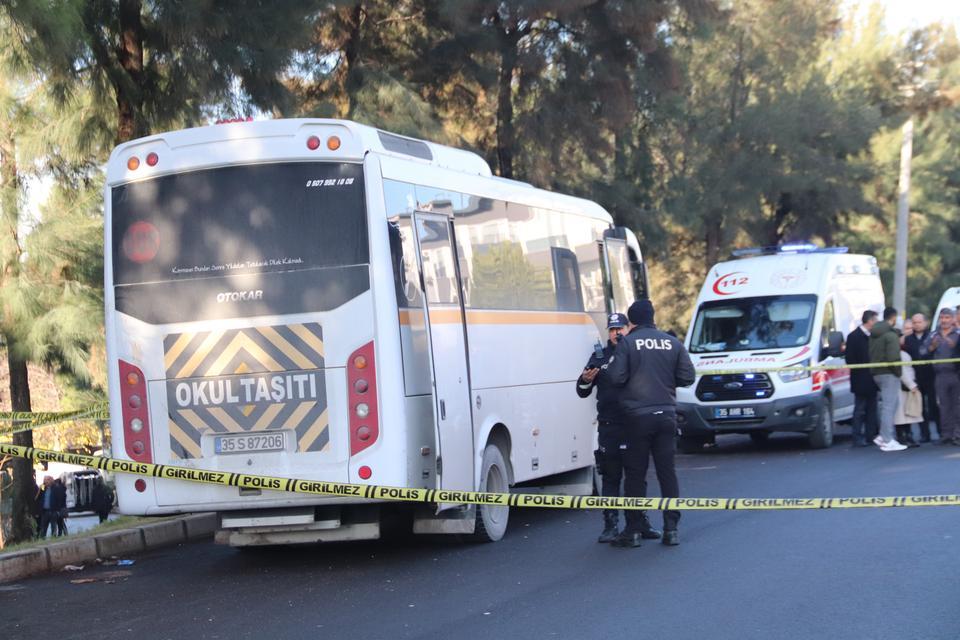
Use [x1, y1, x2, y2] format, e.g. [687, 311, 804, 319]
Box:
[827, 331, 844, 358]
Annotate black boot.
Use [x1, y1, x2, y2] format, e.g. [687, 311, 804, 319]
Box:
[598, 510, 619, 543]
[638, 511, 662, 540]
[612, 530, 643, 548]
[898, 425, 919, 448]
[662, 530, 680, 546]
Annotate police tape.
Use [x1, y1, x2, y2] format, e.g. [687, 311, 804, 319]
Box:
[0, 402, 109, 436]
[694, 356, 960, 377]
[3, 442, 960, 511]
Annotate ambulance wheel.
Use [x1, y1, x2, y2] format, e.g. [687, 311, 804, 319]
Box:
[808, 396, 834, 449]
[749, 431, 771, 445]
[471, 444, 510, 542]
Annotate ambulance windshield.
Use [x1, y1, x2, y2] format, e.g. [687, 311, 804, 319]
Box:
[689, 294, 817, 353]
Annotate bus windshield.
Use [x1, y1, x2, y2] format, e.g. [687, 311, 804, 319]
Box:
[111, 162, 367, 285]
[689, 295, 818, 353]
[110, 162, 368, 323]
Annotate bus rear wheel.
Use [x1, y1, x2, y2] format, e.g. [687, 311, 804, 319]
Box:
[471, 444, 510, 542]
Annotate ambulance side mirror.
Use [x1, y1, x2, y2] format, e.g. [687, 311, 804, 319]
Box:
[827, 331, 844, 358]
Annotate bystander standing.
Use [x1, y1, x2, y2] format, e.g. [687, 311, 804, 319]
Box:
[903, 313, 939, 442]
[921, 308, 960, 445]
[847, 310, 879, 447]
[870, 307, 907, 451]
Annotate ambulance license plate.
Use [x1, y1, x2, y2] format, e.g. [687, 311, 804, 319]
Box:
[215, 432, 285, 455]
[713, 407, 756, 420]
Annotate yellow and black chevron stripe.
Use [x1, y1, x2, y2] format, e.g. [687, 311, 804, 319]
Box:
[163, 323, 329, 459]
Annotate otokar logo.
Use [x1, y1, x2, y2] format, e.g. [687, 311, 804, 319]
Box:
[216, 290, 264, 303]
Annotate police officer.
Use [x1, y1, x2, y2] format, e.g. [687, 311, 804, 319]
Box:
[606, 299, 696, 548]
[577, 313, 662, 543]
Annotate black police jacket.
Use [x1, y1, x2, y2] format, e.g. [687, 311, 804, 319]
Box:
[575, 341, 623, 422]
[606, 324, 696, 417]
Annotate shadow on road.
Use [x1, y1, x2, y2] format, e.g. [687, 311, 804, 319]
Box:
[682, 429, 856, 456]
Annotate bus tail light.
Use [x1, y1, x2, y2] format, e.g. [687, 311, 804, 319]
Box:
[348, 342, 379, 456]
[119, 360, 153, 463]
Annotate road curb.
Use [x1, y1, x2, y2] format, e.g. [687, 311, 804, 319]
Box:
[0, 512, 215, 584]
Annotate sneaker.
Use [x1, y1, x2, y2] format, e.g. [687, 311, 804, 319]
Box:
[880, 440, 908, 452]
[873, 435, 885, 446]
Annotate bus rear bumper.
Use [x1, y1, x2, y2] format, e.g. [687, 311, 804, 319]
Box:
[214, 504, 381, 546]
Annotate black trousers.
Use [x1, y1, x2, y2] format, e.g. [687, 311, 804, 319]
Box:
[622, 412, 680, 532]
[852, 392, 879, 443]
[39, 510, 59, 538]
[597, 421, 625, 517]
[917, 381, 939, 440]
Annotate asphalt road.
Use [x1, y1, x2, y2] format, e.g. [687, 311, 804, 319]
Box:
[5, 433, 960, 640]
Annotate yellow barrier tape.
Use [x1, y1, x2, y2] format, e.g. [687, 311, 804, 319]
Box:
[2, 443, 960, 511]
[695, 356, 960, 377]
[0, 403, 109, 436]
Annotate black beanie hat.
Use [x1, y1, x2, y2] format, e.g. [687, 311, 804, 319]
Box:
[628, 298, 655, 326]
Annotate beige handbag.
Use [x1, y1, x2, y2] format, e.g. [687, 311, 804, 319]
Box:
[904, 388, 923, 421]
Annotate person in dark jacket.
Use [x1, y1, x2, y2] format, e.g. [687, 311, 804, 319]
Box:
[846, 310, 879, 447]
[920, 308, 960, 444]
[577, 312, 661, 543]
[606, 299, 696, 548]
[91, 477, 115, 523]
[870, 307, 907, 451]
[37, 475, 66, 538]
[903, 313, 938, 442]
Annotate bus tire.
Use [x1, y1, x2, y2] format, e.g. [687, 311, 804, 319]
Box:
[808, 396, 834, 449]
[471, 444, 510, 542]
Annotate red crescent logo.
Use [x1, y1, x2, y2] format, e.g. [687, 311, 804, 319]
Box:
[712, 272, 749, 296]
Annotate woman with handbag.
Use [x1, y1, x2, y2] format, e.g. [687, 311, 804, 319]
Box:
[895, 350, 923, 447]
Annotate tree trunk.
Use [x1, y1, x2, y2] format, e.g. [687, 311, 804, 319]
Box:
[0, 127, 34, 546]
[705, 215, 723, 270]
[342, 2, 364, 118]
[0, 344, 34, 547]
[115, 0, 145, 143]
[495, 29, 519, 179]
[771, 192, 791, 245]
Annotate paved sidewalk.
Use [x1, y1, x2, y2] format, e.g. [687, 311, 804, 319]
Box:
[0, 512, 216, 584]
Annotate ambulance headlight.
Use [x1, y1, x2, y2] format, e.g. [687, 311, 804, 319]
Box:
[355, 403, 370, 418]
[778, 360, 812, 383]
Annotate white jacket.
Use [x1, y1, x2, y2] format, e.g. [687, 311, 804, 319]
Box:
[895, 351, 922, 426]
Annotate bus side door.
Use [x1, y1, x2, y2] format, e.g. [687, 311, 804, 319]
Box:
[411, 212, 475, 504]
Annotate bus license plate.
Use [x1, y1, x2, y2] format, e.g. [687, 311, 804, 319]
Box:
[215, 433, 285, 455]
[713, 407, 756, 420]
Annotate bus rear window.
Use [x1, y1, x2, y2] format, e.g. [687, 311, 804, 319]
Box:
[111, 162, 367, 285]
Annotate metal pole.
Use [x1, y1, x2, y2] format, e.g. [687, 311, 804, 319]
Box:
[893, 117, 913, 318]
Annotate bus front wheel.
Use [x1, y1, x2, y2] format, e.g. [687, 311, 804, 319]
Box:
[471, 444, 510, 542]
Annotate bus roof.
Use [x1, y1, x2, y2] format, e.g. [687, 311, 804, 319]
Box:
[107, 119, 614, 224]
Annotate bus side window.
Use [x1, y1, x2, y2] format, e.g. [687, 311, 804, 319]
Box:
[388, 217, 422, 308]
[551, 247, 584, 312]
[627, 247, 647, 300]
[385, 180, 423, 308]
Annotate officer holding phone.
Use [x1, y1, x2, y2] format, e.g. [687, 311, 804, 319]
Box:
[606, 299, 696, 548]
[577, 313, 661, 543]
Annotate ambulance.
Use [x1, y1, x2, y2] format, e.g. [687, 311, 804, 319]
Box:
[676, 244, 884, 451]
[934, 287, 960, 318]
